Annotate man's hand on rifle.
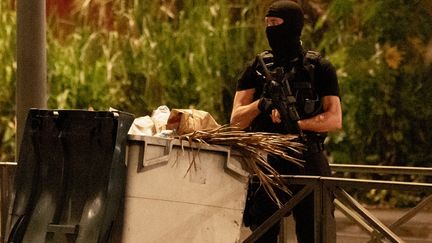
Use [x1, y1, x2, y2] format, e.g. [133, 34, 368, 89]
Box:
[270, 109, 282, 124]
[257, 79, 275, 115]
[258, 98, 284, 124]
[257, 97, 273, 114]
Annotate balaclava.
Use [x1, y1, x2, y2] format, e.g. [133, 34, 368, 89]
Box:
[266, 0, 304, 64]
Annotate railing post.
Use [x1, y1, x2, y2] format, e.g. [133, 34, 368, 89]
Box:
[312, 178, 337, 243]
[314, 179, 323, 243]
[321, 182, 336, 243]
[0, 165, 5, 243]
[1, 163, 16, 243]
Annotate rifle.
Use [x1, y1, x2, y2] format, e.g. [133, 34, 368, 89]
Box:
[257, 53, 305, 139]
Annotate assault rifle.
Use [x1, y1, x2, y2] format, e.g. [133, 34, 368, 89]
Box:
[257, 54, 305, 139]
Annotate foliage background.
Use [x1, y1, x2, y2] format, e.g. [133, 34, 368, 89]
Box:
[1, 0, 432, 205]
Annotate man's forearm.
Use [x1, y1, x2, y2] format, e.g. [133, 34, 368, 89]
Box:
[298, 95, 342, 133]
[230, 100, 261, 129]
[298, 111, 342, 133]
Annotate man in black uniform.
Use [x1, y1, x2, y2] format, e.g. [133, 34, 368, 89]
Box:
[230, 1, 342, 242]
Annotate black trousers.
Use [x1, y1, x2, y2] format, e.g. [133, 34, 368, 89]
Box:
[244, 151, 336, 243]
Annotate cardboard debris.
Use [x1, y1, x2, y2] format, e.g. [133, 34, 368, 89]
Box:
[166, 109, 221, 135]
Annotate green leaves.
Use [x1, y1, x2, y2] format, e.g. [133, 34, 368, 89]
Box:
[2, 0, 431, 170]
[44, 1, 267, 123]
[321, 0, 432, 168]
[0, 1, 16, 161]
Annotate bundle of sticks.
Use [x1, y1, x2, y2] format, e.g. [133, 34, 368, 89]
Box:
[176, 126, 305, 206]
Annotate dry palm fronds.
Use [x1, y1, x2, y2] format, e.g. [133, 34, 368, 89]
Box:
[175, 125, 305, 207]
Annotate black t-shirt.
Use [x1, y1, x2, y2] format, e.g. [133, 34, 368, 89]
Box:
[235, 51, 340, 134]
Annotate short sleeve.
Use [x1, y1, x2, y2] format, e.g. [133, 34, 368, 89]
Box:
[236, 58, 260, 91]
[315, 58, 339, 97]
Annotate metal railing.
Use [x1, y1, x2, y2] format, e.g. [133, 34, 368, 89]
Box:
[332, 164, 432, 243]
[0, 162, 16, 243]
[2, 162, 431, 243]
[244, 165, 432, 243]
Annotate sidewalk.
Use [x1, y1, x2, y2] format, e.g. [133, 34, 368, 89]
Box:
[240, 207, 432, 242]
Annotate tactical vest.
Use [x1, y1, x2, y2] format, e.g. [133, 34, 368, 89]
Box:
[251, 50, 324, 135]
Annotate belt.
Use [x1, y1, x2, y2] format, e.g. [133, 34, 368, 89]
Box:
[305, 140, 324, 153]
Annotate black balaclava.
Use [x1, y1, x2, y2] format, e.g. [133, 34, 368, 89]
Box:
[265, 0, 304, 64]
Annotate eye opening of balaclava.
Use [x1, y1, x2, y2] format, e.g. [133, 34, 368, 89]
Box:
[265, 0, 304, 64]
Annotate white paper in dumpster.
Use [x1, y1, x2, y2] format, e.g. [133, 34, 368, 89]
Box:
[128, 116, 155, 136]
[151, 105, 171, 134]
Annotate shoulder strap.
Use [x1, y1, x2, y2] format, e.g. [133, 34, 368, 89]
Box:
[304, 50, 321, 64]
[255, 50, 276, 75]
[258, 50, 274, 65]
[303, 50, 322, 86]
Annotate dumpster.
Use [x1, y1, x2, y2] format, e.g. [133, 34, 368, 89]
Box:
[6, 109, 134, 243]
[120, 135, 249, 243]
